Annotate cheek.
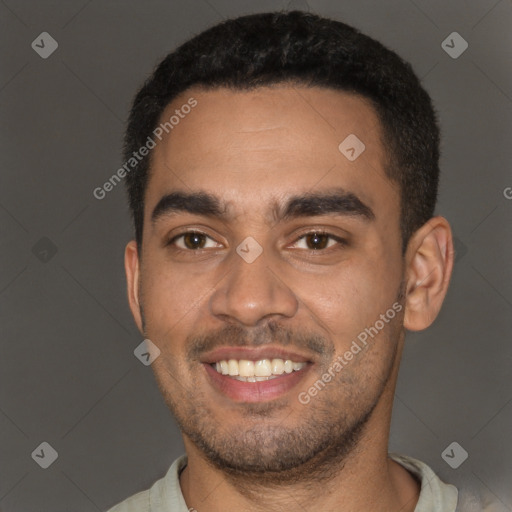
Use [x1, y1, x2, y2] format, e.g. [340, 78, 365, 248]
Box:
[290, 256, 401, 342]
[140, 258, 214, 336]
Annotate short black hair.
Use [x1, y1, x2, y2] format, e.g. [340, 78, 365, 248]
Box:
[124, 10, 440, 252]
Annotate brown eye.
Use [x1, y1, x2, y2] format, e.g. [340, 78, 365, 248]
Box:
[168, 231, 221, 250]
[304, 233, 330, 250]
[291, 231, 346, 251]
[182, 232, 207, 249]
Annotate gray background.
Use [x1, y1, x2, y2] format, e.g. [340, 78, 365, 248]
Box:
[0, 0, 511, 510]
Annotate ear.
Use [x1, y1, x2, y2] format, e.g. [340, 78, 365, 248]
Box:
[125, 240, 144, 334]
[403, 216, 454, 331]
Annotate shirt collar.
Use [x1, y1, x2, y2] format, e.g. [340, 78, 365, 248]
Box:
[147, 453, 458, 512]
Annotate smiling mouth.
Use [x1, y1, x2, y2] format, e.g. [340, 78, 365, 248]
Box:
[211, 358, 307, 382]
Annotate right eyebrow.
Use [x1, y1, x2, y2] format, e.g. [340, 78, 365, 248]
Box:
[151, 191, 226, 225]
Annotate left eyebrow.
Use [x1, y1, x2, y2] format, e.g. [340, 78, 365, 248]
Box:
[276, 188, 375, 222]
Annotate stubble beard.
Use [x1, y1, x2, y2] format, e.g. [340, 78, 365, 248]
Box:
[149, 319, 401, 490]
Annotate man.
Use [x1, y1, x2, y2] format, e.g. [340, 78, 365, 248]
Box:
[108, 10, 498, 512]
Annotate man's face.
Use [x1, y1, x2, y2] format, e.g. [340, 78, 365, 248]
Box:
[131, 86, 406, 476]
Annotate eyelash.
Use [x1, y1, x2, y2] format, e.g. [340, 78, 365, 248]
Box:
[166, 230, 347, 252]
[293, 231, 348, 251]
[167, 230, 221, 251]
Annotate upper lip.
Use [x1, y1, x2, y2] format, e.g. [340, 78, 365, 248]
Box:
[200, 346, 315, 364]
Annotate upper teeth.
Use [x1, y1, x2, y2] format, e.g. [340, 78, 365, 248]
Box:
[214, 358, 306, 377]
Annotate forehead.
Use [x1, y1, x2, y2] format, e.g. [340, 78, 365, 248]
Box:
[146, 85, 398, 220]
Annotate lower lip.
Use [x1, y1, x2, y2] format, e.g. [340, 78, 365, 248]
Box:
[203, 363, 312, 403]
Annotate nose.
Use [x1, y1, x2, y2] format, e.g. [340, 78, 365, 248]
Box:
[209, 247, 299, 327]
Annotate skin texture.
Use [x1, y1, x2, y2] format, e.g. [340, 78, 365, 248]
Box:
[125, 85, 454, 512]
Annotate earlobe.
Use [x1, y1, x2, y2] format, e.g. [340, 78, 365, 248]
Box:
[403, 217, 454, 331]
[124, 240, 144, 334]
